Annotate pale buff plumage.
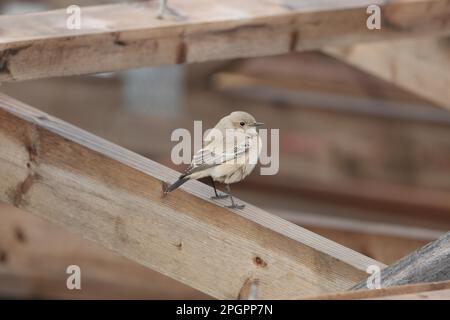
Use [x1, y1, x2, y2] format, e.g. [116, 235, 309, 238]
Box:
[165, 111, 263, 209]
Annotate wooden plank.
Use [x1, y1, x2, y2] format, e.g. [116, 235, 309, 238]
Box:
[1, 0, 450, 81]
[210, 53, 449, 122]
[0, 93, 384, 299]
[0, 198, 433, 299]
[303, 280, 450, 299]
[2, 199, 432, 299]
[0, 202, 429, 299]
[0, 203, 209, 299]
[211, 52, 436, 106]
[325, 37, 450, 109]
[352, 232, 450, 290]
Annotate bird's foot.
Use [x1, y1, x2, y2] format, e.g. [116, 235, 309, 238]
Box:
[226, 203, 245, 210]
[156, 8, 187, 21]
[210, 194, 229, 200]
[161, 181, 169, 196]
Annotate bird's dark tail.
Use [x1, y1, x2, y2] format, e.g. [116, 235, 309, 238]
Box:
[164, 176, 189, 194]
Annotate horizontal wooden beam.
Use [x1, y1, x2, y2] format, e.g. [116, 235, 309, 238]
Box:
[1, 0, 450, 81]
[325, 37, 450, 109]
[0, 93, 383, 299]
[352, 232, 450, 290]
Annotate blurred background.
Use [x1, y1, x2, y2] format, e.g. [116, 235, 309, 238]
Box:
[0, 0, 449, 299]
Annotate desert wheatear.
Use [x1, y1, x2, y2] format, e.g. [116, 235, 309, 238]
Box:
[165, 111, 263, 209]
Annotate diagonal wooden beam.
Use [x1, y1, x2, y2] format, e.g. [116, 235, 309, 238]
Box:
[352, 232, 450, 290]
[324, 37, 450, 109]
[0, 92, 384, 299]
[1, 0, 450, 81]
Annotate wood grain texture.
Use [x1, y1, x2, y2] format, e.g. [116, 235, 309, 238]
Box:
[0, 93, 384, 299]
[1, 0, 450, 81]
[0, 200, 431, 299]
[303, 280, 450, 299]
[352, 232, 450, 290]
[325, 37, 450, 109]
[0, 203, 208, 299]
[210, 52, 438, 106]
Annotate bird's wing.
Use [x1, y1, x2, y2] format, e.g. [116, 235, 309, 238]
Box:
[181, 133, 252, 177]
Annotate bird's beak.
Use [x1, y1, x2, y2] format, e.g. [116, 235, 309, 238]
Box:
[250, 122, 264, 127]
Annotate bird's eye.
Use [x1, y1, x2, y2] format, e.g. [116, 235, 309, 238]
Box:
[239, 121, 245, 127]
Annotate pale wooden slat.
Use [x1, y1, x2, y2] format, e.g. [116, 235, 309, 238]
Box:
[0, 203, 209, 299]
[0, 199, 432, 299]
[0, 92, 384, 299]
[1, 0, 450, 81]
[325, 37, 450, 109]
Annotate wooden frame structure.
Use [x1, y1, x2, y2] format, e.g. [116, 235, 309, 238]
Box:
[0, 0, 449, 299]
[0, 93, 385, 299]
[1, 0, 449, 81]
[324, 37, 450, 109]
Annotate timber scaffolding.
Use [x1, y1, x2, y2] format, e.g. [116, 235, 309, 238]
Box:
[0, 0, 449, 299]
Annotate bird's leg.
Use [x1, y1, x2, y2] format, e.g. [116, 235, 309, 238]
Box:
[156, 0, 186, 21]
[157, 0, 166, 19]
[225, 184, 245, 210]
[210, 177, 229, 200]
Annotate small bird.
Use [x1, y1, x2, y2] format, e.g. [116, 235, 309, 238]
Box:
[165, 111, 263, 209]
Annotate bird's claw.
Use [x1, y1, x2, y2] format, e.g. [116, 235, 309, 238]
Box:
[156, 8, 187, 21]
[160, 13, 187, 22]
[226, 204, 245, 210]
[210, 194, 229, 200]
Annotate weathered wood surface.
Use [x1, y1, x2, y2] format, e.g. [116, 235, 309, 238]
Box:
[0, 202, 431, 299]
[0, 93, 384, 299]
[303, 280, 450, 299]
[352, 232, 450, 290]
[1, 0, 450, 81]
[0, 203, 209, 299]
[325, 37, 450, 109]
